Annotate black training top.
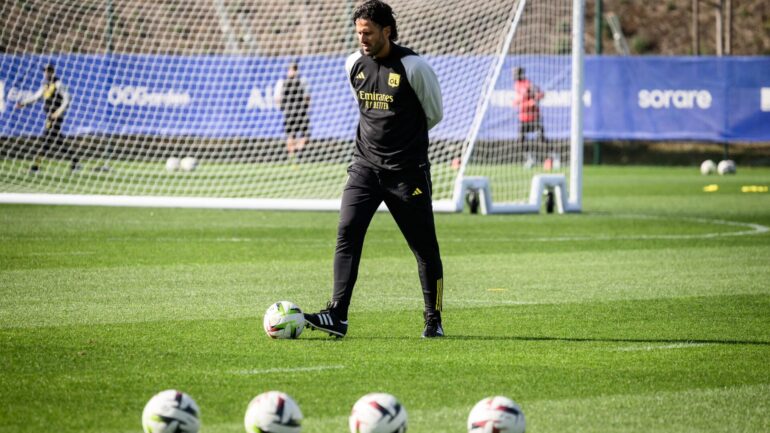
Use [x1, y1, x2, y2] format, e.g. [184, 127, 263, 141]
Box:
[43, 77, 68, 116]
[345, 44, 443, 171]
[278, 75, 309, 118]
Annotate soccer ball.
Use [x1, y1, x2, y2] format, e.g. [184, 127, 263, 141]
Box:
[244, 391, 303, 433]
[700, 159, 716, 175]
[263, 301, 305, 339]
[717, 159, 736, 175]
[349, 393, 407, 433]
[180, 156, 198, 172]
[467, 396, 525, 433]
[142, 389, 201, 433]
[165, 157, 181, 172]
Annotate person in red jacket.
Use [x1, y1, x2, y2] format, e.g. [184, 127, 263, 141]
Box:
[513, 67, 544, 144]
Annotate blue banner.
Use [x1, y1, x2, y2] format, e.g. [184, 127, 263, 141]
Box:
[1, 54, 769, 142]
[0, 55, 357, 138]
[582, 56, 770, 142]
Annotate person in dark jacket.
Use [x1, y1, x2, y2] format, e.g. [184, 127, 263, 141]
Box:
[275, 61, 311, 162]
[304, 0, 445, 338]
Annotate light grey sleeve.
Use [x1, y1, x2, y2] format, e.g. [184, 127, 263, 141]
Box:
[18, 85, 44, 107]
[274, 79, 284, 106]
[402, 55, 443, 130]
[344, 51, 362, 101]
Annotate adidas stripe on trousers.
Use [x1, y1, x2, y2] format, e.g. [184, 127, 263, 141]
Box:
[331, 162, 444, 321]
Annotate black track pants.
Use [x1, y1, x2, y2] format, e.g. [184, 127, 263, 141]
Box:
[35, 117, 79, 168]
[331, 162, 444, 321]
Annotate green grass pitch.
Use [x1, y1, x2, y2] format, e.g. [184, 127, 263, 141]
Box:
[1, 166, 769, 433]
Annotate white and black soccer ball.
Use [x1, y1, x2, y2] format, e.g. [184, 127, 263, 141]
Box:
[180, 156, 198, 172]
[263, 301, 305, 339]
[244, 391, 303, 433]
[717, 159, 736, 175]
[467, 396, 525, 433]
[142, 389, 201, 433]
[700, 159, 716, 175]
[349, 392, 407, 433]
[165, 157, 181, 172]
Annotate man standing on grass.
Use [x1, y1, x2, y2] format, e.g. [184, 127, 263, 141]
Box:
[275, 61, 311, 163]
[512, 66, 546, 168]
[15, 63, 79, 173]
[304, 0, 445, 338]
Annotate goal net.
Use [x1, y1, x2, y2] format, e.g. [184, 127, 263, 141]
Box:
[0, 0, 583, 213]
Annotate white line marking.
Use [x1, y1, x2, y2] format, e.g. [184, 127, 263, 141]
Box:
[232, 365, 345, 375]
[530, 215, 769, 242]
[434, 214, 768, 243]
[385, 296, 538, 305]
[452, 298, 538, 305]
[2, 215, 766, 243]
[23, 251, 95, 256]
[613, 343, 710, 352]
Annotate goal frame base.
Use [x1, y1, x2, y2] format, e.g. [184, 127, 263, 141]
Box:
[441, 174, 580, 214]
[0, 173, 581, 214]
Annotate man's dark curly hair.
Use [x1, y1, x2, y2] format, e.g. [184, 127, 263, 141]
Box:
[352, 0, 398, 41]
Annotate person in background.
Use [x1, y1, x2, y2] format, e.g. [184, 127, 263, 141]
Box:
[275, 61, 311, 163]
[16, 63, 79, 173]
[512, 66, 547, 168]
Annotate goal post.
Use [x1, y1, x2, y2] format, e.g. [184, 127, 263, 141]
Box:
[0, 0, 584, 214]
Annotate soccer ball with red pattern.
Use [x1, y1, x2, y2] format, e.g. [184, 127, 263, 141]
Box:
[141, 389, 200, 433]
[467, 396, 525, 433]
[349, 393, 407, 433]
[244, 391, 303, 433]
[263, 301, 305, 339]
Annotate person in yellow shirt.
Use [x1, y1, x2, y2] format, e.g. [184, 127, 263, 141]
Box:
[15, 63, 79, 173]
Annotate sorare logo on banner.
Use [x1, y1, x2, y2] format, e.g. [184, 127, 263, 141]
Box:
[637, 89, 712, 110]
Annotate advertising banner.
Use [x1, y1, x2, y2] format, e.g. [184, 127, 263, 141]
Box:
[2, 55, 769, 142]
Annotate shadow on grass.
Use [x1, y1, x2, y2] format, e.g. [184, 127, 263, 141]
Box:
[331, 335, 770, 346]
[298, 332, 770, 346]
[445, 335, 770, 346]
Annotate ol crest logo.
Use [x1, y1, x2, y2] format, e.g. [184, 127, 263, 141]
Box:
[44, 83, 56, 99]
[388, 73, 400, 88]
